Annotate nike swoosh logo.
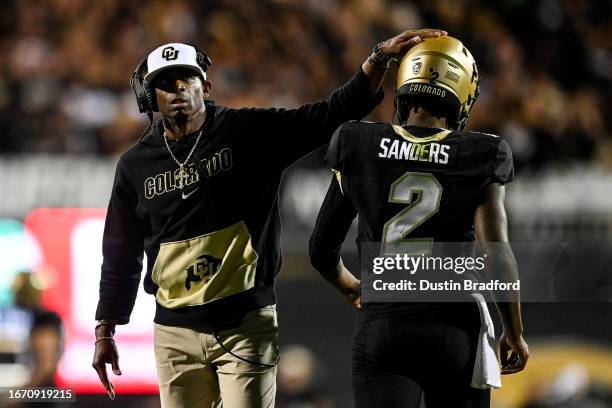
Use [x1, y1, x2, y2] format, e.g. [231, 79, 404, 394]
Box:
[181, 187, 200, 199]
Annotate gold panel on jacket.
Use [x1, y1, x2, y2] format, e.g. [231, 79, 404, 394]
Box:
[152, 221, 258, 308]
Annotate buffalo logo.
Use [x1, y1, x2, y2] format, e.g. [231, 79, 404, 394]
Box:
[162, 46, 179, 61]
[412, 61, 422, 75]
[184, 254, 222, 290]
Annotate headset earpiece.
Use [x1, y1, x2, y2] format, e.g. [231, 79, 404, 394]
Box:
[130, 56, 155, 142]
[188, 44, 212, 72]
[196, 51, 212, 71]
[130, 59, 148, 113]
[142, 79, 158, 112]
[130, 56, 157, 113]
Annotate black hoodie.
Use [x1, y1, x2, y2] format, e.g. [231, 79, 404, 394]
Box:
[95, 68, 383, 328]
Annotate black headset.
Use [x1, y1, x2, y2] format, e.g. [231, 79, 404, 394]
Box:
[130, 43, 212, 114]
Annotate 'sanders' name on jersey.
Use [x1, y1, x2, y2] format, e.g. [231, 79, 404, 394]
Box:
[144, 147, 233, 199]
[378, 138, 450, 164]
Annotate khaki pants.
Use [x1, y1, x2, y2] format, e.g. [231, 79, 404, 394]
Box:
[154, 305, 279, 408]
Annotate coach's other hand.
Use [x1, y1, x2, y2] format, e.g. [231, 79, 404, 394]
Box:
[92, 324, 121, 400]
[499, 332, 529, 375]
[380, 28, 448, 59]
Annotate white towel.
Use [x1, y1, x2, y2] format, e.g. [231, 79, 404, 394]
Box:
[470, 293, 502, 389]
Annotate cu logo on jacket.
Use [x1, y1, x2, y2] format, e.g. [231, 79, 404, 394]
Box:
[162, 46, 179, 61]
[184, 254, 221, 290]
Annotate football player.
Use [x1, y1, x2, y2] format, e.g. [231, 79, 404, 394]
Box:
[309, 36, 529, 407]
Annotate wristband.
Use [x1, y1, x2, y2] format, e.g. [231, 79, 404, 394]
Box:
[371, 42, 395, 69]
[367, 55, 389, 71]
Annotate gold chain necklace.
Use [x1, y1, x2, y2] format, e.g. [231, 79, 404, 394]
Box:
[163, 129, 203, 189]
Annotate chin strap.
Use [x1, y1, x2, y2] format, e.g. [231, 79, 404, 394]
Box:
[392, 96, 399, 125]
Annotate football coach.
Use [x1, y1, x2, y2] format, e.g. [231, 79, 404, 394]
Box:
[92, 28, 446, 407]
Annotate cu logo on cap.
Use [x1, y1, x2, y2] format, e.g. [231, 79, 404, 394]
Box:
[162, 46, 179, 61]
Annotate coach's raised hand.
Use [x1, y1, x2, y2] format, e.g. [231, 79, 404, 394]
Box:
[92, 322, 121, 400]
[362, 28, 447, 92]
[380, 28, 447, 59]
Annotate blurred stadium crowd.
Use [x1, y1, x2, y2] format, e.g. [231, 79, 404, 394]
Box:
[1, 0, 611, 173]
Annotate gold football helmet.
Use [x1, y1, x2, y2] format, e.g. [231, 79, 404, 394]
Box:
[396, 36, 479, 130]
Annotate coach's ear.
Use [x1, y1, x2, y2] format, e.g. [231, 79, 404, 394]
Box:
[203, 80, 212, 99]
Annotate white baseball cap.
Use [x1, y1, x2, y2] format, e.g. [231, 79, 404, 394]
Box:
[144, 43, 207, 83]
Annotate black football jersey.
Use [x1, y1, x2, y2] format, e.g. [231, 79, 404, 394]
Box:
[326, 121, 513, 246]
[310, 121, 514, 321]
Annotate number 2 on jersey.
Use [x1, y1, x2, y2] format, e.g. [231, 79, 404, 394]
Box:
[381, 172, 442, 256]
